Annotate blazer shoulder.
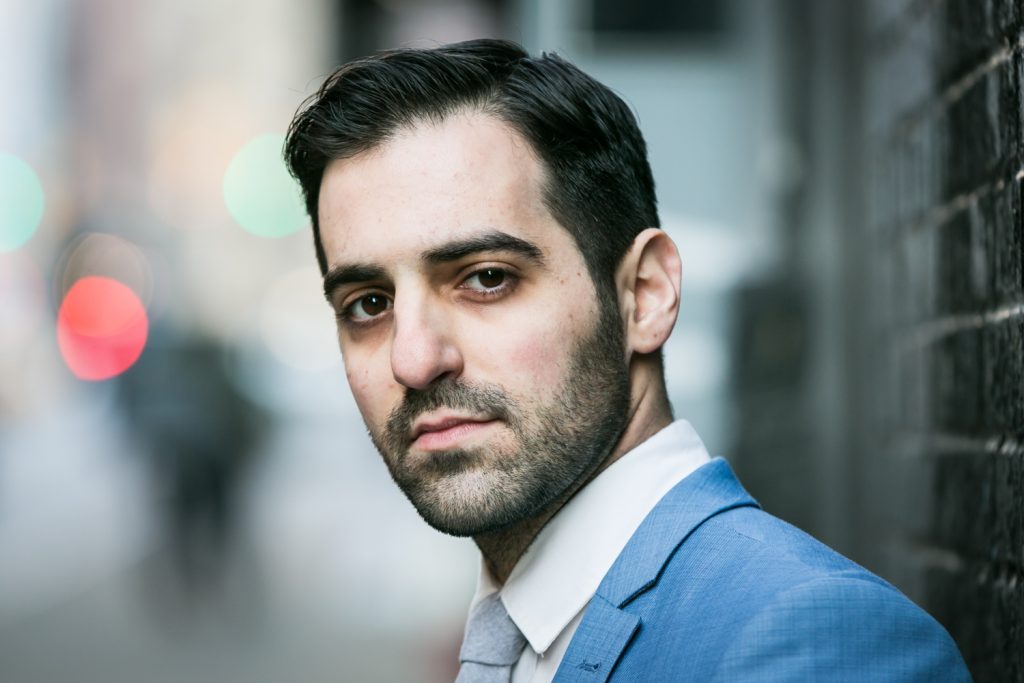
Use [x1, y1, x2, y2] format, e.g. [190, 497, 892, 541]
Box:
[695, 503, 890, 586]
[710, 573, 972, 682]
[568, 462, 972, 681]
[617, 505, 971, 681]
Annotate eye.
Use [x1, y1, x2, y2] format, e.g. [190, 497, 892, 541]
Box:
[344, 293, 392, 321]
[463, 267, 508, 291]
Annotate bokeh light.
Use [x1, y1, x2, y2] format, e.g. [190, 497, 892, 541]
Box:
[222, 133, 306, 238]
[0, 153, 45, 252]
[57, 276, 149, 381]
[57, 232, 155, 309]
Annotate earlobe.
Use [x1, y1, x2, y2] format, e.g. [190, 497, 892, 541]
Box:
[618, 228, 682, 356]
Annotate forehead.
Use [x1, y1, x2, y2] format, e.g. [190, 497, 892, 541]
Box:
[317, 111, 569, 268]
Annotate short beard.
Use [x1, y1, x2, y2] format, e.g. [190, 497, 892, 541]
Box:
[367, 295, 631, 537]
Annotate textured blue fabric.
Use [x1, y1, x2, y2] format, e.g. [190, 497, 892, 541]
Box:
[553, 458, 971, 682]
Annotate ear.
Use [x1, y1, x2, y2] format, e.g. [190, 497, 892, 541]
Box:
[615, 228, 682, 357]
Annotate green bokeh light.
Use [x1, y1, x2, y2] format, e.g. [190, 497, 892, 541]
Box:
[0, 153, 45, 252]
[223, 133, 306, 238]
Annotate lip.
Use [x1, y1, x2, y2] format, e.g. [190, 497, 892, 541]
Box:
[410, 413, 497, 451]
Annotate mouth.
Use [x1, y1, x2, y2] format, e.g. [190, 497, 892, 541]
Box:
[410, 414, 499, 451]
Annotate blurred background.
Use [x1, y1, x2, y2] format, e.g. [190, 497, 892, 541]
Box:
[2, 0, 1021, 681]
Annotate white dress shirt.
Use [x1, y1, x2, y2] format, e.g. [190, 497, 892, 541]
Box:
[466, 419, 712, 683]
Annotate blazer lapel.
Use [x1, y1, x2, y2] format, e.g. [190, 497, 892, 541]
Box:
[553, 458, 758, 681]
[550, 595, 639, 683]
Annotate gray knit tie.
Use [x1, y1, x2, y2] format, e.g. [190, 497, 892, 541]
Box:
[456, 593, 528, 683]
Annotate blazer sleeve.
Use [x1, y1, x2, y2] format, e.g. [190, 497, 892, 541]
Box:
[709, 575, 972, 682]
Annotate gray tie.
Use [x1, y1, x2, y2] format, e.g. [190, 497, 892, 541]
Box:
[456, 593, 528, 683]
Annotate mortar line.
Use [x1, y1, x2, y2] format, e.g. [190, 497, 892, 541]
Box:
[890, 430, 1024, 457]
[901, 300, 1024, 349]
[886, 31, 1024, 145]
[874, 164, 1022, 245]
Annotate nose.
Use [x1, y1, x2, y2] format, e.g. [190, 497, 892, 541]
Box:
[389, 295, 463, 390]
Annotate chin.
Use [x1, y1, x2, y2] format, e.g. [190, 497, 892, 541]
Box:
[403, 468, 548, 538]
[417, 514, 499, 538]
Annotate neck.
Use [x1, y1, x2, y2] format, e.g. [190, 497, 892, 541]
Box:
[473, 361, 673, 585]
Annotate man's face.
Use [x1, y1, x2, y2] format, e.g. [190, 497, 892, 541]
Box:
[318, 111, 630, 536]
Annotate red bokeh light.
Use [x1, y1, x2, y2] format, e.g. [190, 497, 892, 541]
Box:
[57, 276, 149, 381]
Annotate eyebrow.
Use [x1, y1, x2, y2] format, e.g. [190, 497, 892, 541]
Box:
[322, 263, 387, 302]
[322, 230, 546, 302]
[421, 230, 546, 266]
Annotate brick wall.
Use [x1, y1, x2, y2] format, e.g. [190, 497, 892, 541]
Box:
[862, 0, 1024, 678]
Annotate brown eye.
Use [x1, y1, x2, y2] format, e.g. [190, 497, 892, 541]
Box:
[460, 267, 517, 298]
[361, 294, 388, 315]
[347, 293, 391, 320]
[474, 268, 505, 289]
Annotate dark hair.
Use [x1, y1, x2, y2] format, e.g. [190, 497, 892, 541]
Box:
[284, 38, 659, 293]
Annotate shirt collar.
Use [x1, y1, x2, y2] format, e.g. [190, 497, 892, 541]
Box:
[469, 419, 711, 654]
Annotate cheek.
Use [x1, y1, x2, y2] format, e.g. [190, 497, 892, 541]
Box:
[344, 351, 401, 424]
[472, 272, 600, 392]
[488, 314, 583, 392]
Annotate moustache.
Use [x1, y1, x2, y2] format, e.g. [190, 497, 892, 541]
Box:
[383, 379, 516, 451]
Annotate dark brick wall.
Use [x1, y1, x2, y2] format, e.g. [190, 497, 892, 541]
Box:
[862, 0, 1024, 679]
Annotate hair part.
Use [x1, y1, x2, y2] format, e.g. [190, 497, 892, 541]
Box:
[284, 38, 659, 297]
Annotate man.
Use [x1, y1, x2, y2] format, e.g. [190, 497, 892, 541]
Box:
[285, 39, 970, 682]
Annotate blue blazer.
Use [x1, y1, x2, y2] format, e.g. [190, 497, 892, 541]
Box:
[552, 458, 971, 681]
